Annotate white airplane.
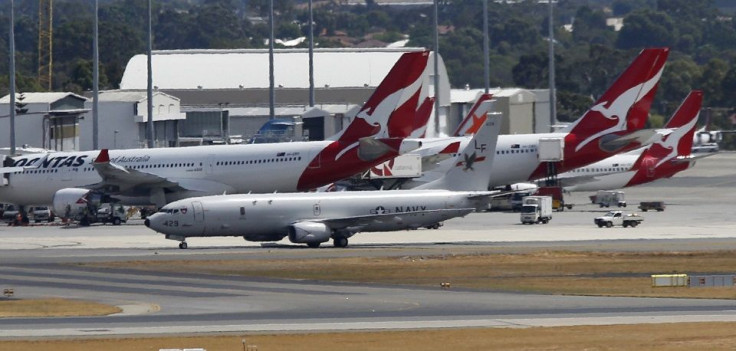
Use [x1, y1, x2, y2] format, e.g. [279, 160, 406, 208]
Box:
[557, 90, 707, 192]
[145, 113, 503, 249]
[0, 51, 431, 219]
[396, 47, 671, 189]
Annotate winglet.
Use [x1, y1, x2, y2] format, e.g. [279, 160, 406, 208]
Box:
[95, 149, 110, 164]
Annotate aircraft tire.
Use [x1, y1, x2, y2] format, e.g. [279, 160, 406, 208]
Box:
[333, 237, 348, 248]
[307, 242, 321, 248]
[179, 242, 188, 249]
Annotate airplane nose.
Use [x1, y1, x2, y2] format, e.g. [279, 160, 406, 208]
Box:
[144, 218, 150, 227]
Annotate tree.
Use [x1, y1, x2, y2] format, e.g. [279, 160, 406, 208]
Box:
[512, 52, 548, 89]
[616, 10, 676, 49]
[571, 6, 612, 46]
[658, 58, 701, 116]
[698, 58, 728, 106]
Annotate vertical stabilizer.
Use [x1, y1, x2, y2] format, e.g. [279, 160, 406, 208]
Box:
[333, 51, 430, 143]
[416, 112, 501, 191]
[453, 93, 494, 136]
[626, 91, 702, 186]
[565, 48, 670, 152]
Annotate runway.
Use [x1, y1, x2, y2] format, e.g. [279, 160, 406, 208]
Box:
[1, 152, 735, 338]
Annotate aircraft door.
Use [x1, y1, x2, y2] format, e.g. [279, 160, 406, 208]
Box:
[61, 167, 74, 181]
[192, 201, 204, 222]
[206, 155, 215, 175]
[1, 155, 11, 186]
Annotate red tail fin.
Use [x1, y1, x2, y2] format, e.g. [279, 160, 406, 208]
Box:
[625, 92, 701, 187]
[567, 48, 669, 152]
[453, 93, 494, 136]
[648, 90, 701, 163]
[336, 51, 430, 142]
[410, 97, 434, 138]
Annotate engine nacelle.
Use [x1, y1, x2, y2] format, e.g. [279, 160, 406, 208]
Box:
[695, 131, 723, 145]
[288, 222, 332, 244]
[52, 188, 100, 219]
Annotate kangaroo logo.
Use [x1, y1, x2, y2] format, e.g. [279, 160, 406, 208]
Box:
[575, 64, 664, 153]
[654, 112, 698, 168]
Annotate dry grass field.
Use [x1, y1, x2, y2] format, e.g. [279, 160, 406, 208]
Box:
[93, 250, 736, 299]
[0, 298, 120, 317]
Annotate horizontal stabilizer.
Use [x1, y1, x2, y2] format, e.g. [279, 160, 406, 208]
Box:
[598, 129, 661, 153]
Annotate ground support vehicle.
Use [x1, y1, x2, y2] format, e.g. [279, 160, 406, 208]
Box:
[639, 201, 666, 212]
[594, 210, 643, 228]
[520, 196, 553, 224]
[535, 186, 572, 211]
[31, 206, 55, 223]
[96, 204, 128, 225]
[591, 190, 626, 208]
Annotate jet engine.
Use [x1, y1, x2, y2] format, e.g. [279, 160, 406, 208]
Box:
[695, 131, 722, 145]
[52, 188, 102, 219]
[288, 221, 332, 246]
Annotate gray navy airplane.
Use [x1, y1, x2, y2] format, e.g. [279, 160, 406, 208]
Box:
[145, 112, 502, 248]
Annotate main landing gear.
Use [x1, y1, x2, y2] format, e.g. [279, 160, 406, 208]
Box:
[178, 241, 188, 249]
[333, 236, 348, 248]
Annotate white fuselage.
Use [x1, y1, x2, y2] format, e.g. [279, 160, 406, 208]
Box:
[146, 190, 487, 242]
[0, 142, 329, 206]
[557, 152, 641, 192]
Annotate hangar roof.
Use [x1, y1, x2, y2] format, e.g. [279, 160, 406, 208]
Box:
[120, 48, 426, 91]
[0, 92, 86, 104]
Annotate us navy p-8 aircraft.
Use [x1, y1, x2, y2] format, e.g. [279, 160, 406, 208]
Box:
[0, 51, 431, 220]
[146, 113, 502, 249]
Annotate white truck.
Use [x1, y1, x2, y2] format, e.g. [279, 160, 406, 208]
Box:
[520, 196, 553, 224]
[594, 210, 643, 228]
[592, 190, 626, 208]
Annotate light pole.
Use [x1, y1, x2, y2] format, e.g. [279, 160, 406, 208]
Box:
[146, 0, 154, 148]
[93, 0, 100, 149]
[548, 0, 557, 130]
[268, 0, 275, 119]
[9, 0, 17, 155]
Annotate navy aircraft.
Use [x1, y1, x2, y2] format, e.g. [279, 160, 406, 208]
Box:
[145, 113, 502, 249]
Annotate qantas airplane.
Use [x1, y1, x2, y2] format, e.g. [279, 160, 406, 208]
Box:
[0, 51, 431, 218]
[558, 90, 707, 192]
[145, 114, 502, 249]
[393, 47, 670, 190]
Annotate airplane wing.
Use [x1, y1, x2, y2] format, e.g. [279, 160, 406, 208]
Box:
[551, 175, 607, 187]
[86, 149, 233, 199]
[315, 208, 476, 232]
